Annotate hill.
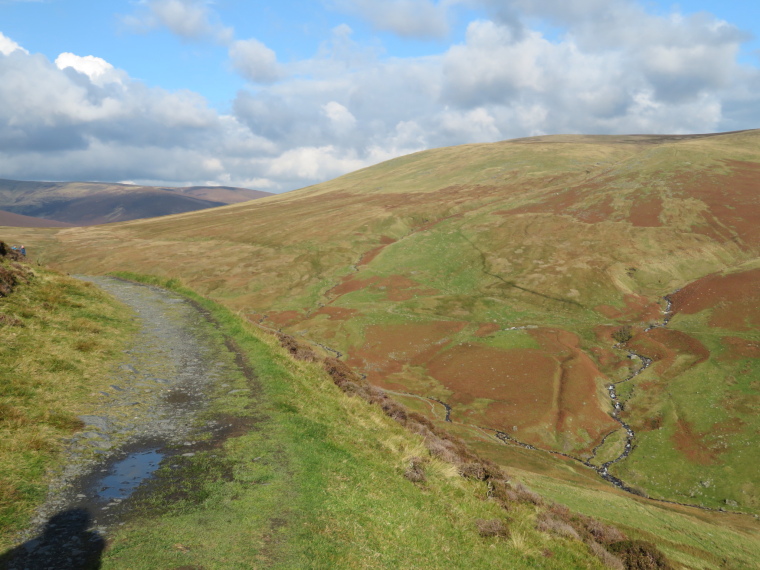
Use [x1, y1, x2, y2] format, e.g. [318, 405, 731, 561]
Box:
[0, 209, 73, 228]
[0, 179, 272, 225]
[4, 130, 760, 565]
[1, 248, 646, 569]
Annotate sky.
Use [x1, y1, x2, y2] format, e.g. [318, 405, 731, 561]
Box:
[1, 0, 759, 192]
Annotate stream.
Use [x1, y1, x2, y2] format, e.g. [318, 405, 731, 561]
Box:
[489, 296, 677, 494]
[591, 296, 673, 485]
[3, 277, 251, 569]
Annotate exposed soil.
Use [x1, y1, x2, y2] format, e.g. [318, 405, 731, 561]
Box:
[596, 294, 662, 322]
[330, 274, 437, 302]
[3, 277, 257, 569]
[346, 321, 467, 383]
[669, 268, 760, 331]
[671, 161, 760, 249]
[720, 337, 760, 360]
[628, 194, 664, 227]
[473, 323, 501, 337]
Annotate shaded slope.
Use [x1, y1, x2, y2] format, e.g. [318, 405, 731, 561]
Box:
[8, 130, 760, 515]
[0, 179, 271, 225]
[0, 209, 72, 228]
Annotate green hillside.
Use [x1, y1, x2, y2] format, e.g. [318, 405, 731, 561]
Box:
[1, 255, 654, 569]
[3, 130, 760, 566]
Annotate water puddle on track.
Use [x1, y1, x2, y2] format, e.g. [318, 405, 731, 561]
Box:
[2, 276, 255, 568]
[91, 449, 164, 501]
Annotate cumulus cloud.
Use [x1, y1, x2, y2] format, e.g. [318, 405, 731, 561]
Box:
[124, 0, 233, 43]
[0, 32, 28, 55]
[55, 52, 126, 86]
[2, 0, 760, 192]
[322, 101, 357, 133]
[331, 0, 451, 38]
[229, 38, 282, 83]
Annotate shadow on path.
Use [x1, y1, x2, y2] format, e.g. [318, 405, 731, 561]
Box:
[0, 509, 105, 570]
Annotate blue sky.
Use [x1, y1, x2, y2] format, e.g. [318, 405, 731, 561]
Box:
[1, 0, 759, 190]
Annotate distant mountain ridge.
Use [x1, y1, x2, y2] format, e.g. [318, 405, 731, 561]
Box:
[0, 209, 74, 228]
[0, 179, 272, 226]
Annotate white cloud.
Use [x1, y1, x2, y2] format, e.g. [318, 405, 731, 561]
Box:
[124, 0, 233, 44]
[331, 0, 451, 38]
[55, 53, 125, 86]
[0, 32, 28, 55]
[229, 38, 282, 83]
[322, 101, 356, 133]
[265, 145, 368, 180]
[2, 0, 760, 192]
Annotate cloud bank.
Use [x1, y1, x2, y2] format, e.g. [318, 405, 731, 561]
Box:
[1, 0, 759, 191]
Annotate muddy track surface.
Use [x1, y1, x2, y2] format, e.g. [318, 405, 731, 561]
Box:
[3, 277, 256, 569]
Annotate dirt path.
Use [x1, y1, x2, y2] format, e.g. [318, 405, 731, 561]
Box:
[4, 277, 253, 569]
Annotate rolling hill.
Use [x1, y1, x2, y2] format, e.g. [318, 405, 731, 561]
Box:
[0, 179, 272, 225]
[4, 130, 760, 566]
[0, 209, 73, 228]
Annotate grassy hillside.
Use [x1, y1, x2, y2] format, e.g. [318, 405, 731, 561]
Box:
[0, 259, 629, 568]
[3, 263, 759, 568]
[0, 210, 73, 228]
[0, 179, 271, 225]
[3, 131, 759, 555]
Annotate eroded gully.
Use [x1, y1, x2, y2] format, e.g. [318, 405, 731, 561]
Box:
[4, 277, 256, 569]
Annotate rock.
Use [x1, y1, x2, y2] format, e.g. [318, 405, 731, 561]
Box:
[79, 410, 111, 431]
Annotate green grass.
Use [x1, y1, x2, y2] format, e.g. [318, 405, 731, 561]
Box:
[0, 262, 137, 546]
[101, 272, 605, 568]
[3, 130, 760, 549]
[523, 468, 760, 569]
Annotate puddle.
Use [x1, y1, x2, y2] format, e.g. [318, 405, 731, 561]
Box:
[92, 449, 164, 500]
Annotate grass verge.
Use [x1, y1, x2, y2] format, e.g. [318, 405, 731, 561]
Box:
[0, 262, 137, 547]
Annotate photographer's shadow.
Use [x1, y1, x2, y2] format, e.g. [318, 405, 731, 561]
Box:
[0, 508, 104, 570]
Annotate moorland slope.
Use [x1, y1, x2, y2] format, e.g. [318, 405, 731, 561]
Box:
[0, 179, 271, 225]
[2, 247, 640, 569]
[5, 131, 760, 526]
[0, 210, 73, 228]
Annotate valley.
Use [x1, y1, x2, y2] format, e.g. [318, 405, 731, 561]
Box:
[3, 130, 760, 567]
[0, 179, 272, 225]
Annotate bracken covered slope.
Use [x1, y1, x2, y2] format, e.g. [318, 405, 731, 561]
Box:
[5, 130, 760, 519]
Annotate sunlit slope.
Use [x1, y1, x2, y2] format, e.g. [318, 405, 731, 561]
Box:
[8, 130, 760, 513]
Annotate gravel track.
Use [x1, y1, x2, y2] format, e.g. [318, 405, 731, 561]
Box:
[3, 277, 248, 569]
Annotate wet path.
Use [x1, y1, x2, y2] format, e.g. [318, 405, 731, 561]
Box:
[6, 277, 246, 568]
